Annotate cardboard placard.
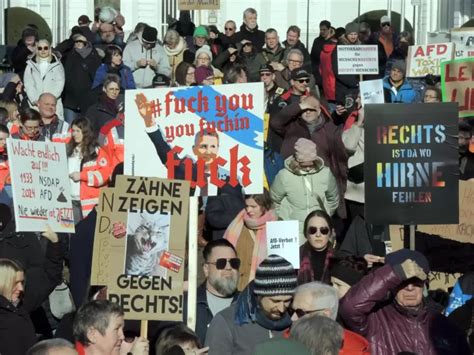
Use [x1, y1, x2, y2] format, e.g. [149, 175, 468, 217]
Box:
[407, 43, 454, 77]
[418, 180, 474, 244]
[178, 0, 220, 10]
[7, 138, 74, 233]
[440, 58, 474, 118]
[90, 176, 190, 321]
[450, 27, 474, 58]
[337, 45, 379, 75]
[360, 79, 384, 106]
[266, 220, 300, 269]
[124, 84, 264, 196]
[364, 103, 459, 225]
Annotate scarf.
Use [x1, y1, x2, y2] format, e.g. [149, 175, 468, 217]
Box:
[75, 44, 93, 59]
[101, 94, 119, 114]
[234, 282, 292, 331]
[225, 209, 277, 281]
[164, 37, 186, 56]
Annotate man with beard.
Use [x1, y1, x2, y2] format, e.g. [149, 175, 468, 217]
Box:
[196, 239, 240, 344]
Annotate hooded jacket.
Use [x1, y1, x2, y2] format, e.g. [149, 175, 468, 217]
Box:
[270, 156, 339, 242]
[340, 264, 471, 355]
[122, 38, 171, 88]
[382, 76, 417, 103]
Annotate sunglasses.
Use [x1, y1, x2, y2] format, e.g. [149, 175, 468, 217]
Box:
[206, 258, 241, 270]
[243, 43, 252, 47]
[74, 40, 87, 45]
[307, 226, 330, 235]
[381, 22, 391, 27]
[301, 108, 317, 113]
[288, 307, 324, 318]
[225, 27, 235, 31]
[37, 46, 49, 51]
[296, 78, 310, 84]
[260, 72, 272, 76]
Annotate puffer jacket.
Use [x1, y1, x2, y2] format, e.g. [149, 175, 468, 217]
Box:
[340, 264, 471, 355]
[270, 156, 339, 242]
[382, 76, 417, 103]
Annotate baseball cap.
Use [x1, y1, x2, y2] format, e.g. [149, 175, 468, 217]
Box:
[291, 68, 310, 80]
[78, 15, 92, 25]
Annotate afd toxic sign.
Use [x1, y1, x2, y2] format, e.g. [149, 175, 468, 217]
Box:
[364, 103, 459, 225]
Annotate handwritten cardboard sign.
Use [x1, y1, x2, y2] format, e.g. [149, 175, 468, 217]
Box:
[90, 176, 190, 320]
[441, 58, 474, 118]
[360, 79, 384, 106]
[337, 45, 379, 75]
[407, 43, 454, 77]
[450, 27, 474, 58]
[7, 138, 74, 233]
[266, 220, 300, 268]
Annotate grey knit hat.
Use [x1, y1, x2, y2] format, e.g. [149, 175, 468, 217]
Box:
[254, 255, 298, 296]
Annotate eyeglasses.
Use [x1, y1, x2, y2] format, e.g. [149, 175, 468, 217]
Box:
[206, 258, 241, 270]
[302, 108, 317, 113]
[23, 125, 40, 132]
[74, 40, 87, 45]
[288, 307, 325, 318]
[225, 28, 235, 31]
[296, 78, 310, 84]
[381, 22, 391, 27]
[37, 46, 49, 51]
[306, 226, 330, 235]
[288, 59, 303, 64]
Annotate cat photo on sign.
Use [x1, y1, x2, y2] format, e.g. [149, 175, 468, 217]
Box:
[125, 211, 170, 277]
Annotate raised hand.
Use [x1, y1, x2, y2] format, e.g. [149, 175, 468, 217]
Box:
[135, 93, 154, 127]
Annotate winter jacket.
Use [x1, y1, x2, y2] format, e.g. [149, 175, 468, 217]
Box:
[123, 38, 171, 88]
[342, 112, 364, 203]
[99, 116, 124, 172]
[282, 40, 312, 72]
[205, 302, 286, 355]
[85, 95, 123, 134]
[382, 76, 417, 103]
[264, 146, 284, 188]
[92, 63, 136, 91]
[297, 242, 334, 284]
[42, 116, 71, 144]
[0, 234, 63, 355]
[164, 37, 187, 84]
[23, 54, 65, 116]
[231, 24, 265, 51]
[238, 47, 262, 83]
[271, 102, 348, 218]
[340, 264, 471, 355]
[256, 45, 286, 65]
[274, 67, 318, 94]
[270, 156, 339, 242]
[319, 42, 337, 101]
[11, 41, 34, 77]
[63, 46, 102, 114]
[0, 155, 9, 193]
[310, 36, 330, 86]
[331, 43, 360, 104]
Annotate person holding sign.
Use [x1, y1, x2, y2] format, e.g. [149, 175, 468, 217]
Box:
[270, 138, 339, 241]
[382, 60, 416, 103]
[297, 210, 335, 285]
[0, 227, 63, 355]
[224, 191, 277, 291]
[67, 117, 111, 222]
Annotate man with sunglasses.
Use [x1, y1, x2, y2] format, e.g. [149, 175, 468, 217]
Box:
[287, 282, 370, 354]
[205, 255, 297, 355]
[372, 16, 400, 60]
[195, 239, 240, 344]
[340, 249, 471, 354]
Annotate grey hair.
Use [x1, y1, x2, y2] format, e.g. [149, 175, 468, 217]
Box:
[295, 281, 339, 319]
[285, 48, 304, 61]
[38, 92, 57, 103]
[26, 339, 76, 355]
[290, 315, 343, 355]
[243, 7, 257, 19]
[164, 29, 181, 47]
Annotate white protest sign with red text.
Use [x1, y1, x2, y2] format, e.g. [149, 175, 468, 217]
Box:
[337, 45, 379, 75]
[7, 138, 74, 233]
[407, 43, 454, 77]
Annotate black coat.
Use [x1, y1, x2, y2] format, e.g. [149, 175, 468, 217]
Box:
[85, 95, 123, 134]
[63, 47, 102, 113]
[0, 230, 64, 355]
[231, 24, 265, 51]
[11, 41, 34, 77]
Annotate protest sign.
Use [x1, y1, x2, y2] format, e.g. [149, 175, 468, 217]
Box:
[266, 220, 300, 268]
[124, 83, 264, 196]
[450, 27, 474, 58]
[337, 45, 378, 75]
[407, 43, 454, 77]
[441, 58, 474, 118]
[6, 138, 74, 233]
[364, 103, 459, 225]
[90, 176, 190, 320]
[178, 0, 220, 10]
[360, 79, 384, 106]
[418, 180, 474, 244]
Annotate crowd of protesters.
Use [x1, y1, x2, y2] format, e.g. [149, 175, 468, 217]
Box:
[0, 4, 473, 355]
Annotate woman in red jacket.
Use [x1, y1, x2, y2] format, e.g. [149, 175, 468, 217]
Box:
[68, 117, 111, 223]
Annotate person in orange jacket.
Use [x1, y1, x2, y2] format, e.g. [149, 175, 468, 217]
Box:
[98, 111, 124, 172]
[67, 117, 111, 223]
[286, 281, 370, 355]
[0, 124, 10, 194]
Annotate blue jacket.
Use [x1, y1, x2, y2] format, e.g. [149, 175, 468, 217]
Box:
[92, 63, 136, 90]
[382, 76, 417, 103]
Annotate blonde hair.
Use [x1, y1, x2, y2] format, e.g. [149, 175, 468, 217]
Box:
[0, 258, 23, 299]
[0, 100, 19, 121]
